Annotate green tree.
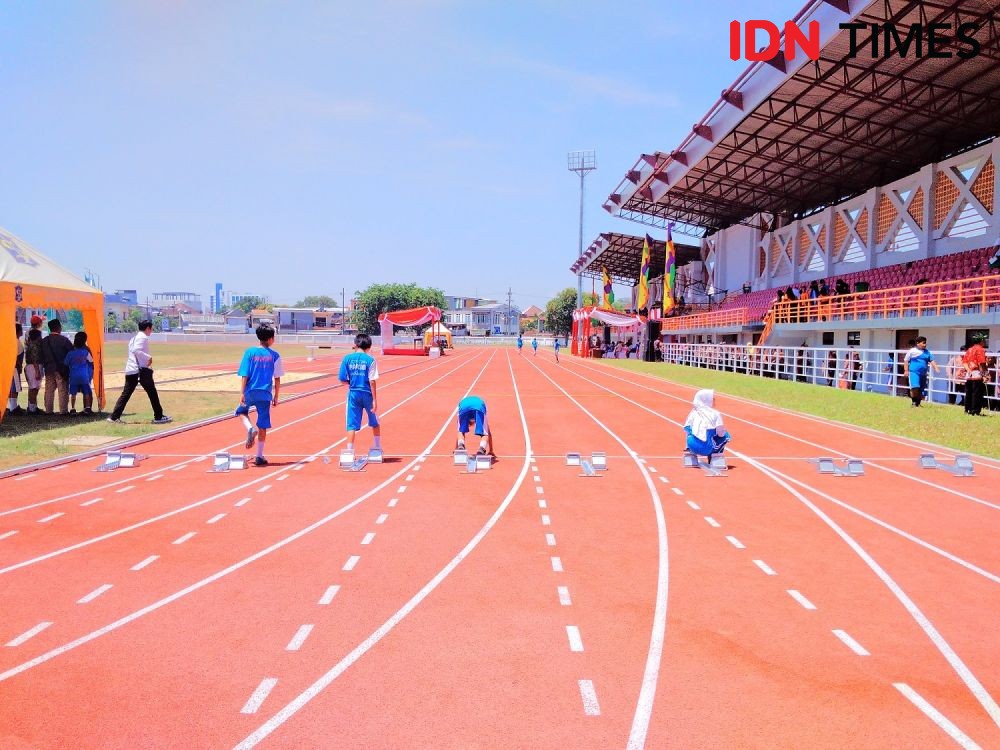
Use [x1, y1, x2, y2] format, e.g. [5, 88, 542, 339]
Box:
[352, 283, 446, 335]
[545, 288, 577, 335]
[105, 311, 118, 330]
[121, 318, 139, 333]
[294, 295, 338, 308]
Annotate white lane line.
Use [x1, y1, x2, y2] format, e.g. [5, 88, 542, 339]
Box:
[538, 499, 547, 509]
[557, 586, 572, 606]
[533, 476, 541, 482]
[685, 500, 700, 510]
[566, 625, 584, 652]
[787, 589, 817, 610]
[704, 516, 721, 528]
[172, 532, 197, 545]
[146, 474, 164, 482]
[293, 465, 304, 472]
[361, 533, 375, 545]
[0, 531, 17, 541]
[725, 535, 746, 550]
[551, 556, 563, 572]
[531, 466, 538, 473]
[207, 513, 227, 525]
[894, 683, 981, 750]
[545, 533, 557, 547]
[235, 498, 251, 507]
[405, 475, 414, 482]
[648, 467, 658, 473]
[6, 622, 53, 647]
[318, 586, 340, 605]
[832, 629, 870, 656]
[13, 474, 34, 481]
[171, 465, 186, 472]
[753, 559, 777, 576]
[536, 486, 544, 494]
[388, 498, 399, 508]
[413, 466, 421, 472]
[541, 515, 551, 526]
[241, 678, 279, 714]
[658, 476, 670, 484]
[130, 555, 159, 571]
[77, 584, 113, 604]
[285, 624, 314, 652]
[257, 485, 271, 493]
[579, 679, 601, 716]
[277, 475, 289, 482]
[671, 487, 683, 496]
[49, 465, 69, 472]
[38, 513, 65, 524]
[397, 486, 407, 494]
[115, 486, 135, 494]
[80, 497, 103, 507]
[375, 514, 388, 525]
[343, 556, 360, 571]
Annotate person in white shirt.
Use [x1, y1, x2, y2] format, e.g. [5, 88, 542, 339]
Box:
[107, 320, 171, 424]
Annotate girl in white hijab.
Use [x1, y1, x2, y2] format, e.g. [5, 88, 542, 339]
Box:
[684, 389, 731, 456]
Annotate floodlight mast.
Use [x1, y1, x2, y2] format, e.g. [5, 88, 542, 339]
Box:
[567, 150, 596, 311]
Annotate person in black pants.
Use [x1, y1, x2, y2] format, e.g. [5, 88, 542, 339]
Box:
[107, 320, 171, 424]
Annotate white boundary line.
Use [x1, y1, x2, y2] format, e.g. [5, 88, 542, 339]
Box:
[893, 683, 982, 749]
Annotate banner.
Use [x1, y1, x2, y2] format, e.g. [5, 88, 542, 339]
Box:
[636, 235, 651, 311]
[601, 266, 615, 310]
[662, 225, 676, 315]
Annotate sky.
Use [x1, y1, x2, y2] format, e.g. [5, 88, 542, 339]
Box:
[0, 0, 776, 312]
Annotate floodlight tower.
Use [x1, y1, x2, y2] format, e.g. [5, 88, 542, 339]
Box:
[567, 150, 596, 310]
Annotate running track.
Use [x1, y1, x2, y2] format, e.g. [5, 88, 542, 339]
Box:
[0, 348, 997, 748]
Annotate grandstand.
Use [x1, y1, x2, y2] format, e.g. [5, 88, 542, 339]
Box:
[580, 0, 999, 356]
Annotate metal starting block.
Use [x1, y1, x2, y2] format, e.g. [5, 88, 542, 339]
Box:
[565, 452, 581, 466]
[338, 450, 368, 472]
[919, 453, 974, 477]
[567, 451, 607, 476]
[95, 451, 145, 472]
[682, 451, 726, 477]
[815, 457, 864, 477]
[463, 453, 493, 473]
[209, 452, 247, 472]
[454, 450, 468, 466]
[367, 448, 384, 464]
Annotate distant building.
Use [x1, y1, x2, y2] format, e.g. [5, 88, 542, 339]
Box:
[104, 293, 132, 323]
[152, 291, 203, 313]
[520, 305, 545, 332]
[443, 294, 496, 334]
[470, 302, 520, 336]
[114, 289, 138, 305]
[213, 287, 269, 312]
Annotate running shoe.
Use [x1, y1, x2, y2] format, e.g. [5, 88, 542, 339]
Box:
[152, 415, 173, 424]
[254, 456, 269, 467]
[246, 426, 259, 449]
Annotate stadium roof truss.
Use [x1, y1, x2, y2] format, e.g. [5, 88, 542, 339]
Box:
[606, 0, 1000, 234]
[569, 232, 702, 285]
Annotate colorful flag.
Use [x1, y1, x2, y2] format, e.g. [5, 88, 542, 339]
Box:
[601, 266, 615, 309]
[637, 235, 651, 311]
[662, 225, 676, 315]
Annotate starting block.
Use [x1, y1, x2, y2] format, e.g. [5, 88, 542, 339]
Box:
[682, 451, 726, 477]
[338, 450, 368, 472]
[209, 452, 248, 472]
[566, 451, 607, 477]
[565, 453, 581, 466]
[462, 453, 493, 473]
[919, 453, 974, 477]
[454, 450, 468, 466]
[95, 451, 145, 472]
[367, 448, 384, 464]
[814, 457, 864, 477]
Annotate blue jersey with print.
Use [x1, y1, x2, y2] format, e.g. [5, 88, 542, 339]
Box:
[238, 346, 283, 397]
[339, 351, 377, 393]
[906, 348, 934, 373]
[64, 348, 93, 384]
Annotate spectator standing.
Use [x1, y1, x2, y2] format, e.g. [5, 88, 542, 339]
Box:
[64, 331, 95, 415]
[902, 336, 940, 407]
[742, 281, 752, 294]
[8, 323, 25, 415]
[41, 319, 72, 415]
[108, 320, 172, 424]
[948, 347, 967, 405]
[961, 336, 987, 416]
[24, 328, 43, 413]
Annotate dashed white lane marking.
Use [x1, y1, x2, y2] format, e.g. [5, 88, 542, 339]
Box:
[277, 475, 289, 482]
[671, 487, 684, 496]
[0, 531, 17, 541]
[343, 556, 360, 571]
[375, 514, 389, 525]
[579, 679, 601, 716]
[207, 513, 227, 525]
[6, 622, 53, 647]
[80, 497, 103, 507]
[704, 516, 721, 528]
[413, 466, 421, 472]
[115, 486, 135, 494]
[235, 498, 251, 507]
[257, 485, 271, 493]
[538, 499, 547, 508]
[387, 498, 399, 508]
[530, 457, 536, 463]
[293, 465, 304, 472]
[241, 678, 278, 714]
[557, 586, 572, 606]
[285, 624, 314, 652]
[893, 683, 981, 749]
[405, 475, 414, 482]
[832, 629, 870, 656]
[49, 465, 69, 472]
[361, 533, 375, 545]
[130, 555, 159, 571]
[648, 467, 658, 473]
[173, 532, 197, 545]
[536, 486, 544, 494]
[397, 486, 407, 494]
[787, 590, 817, 610]
[318, 586, 340, 605]
[551, 557, 564, 572]
[531, 466, 538, 473]
[545, 533, 557, 546]
[685, 500, 700, 510]
[13, 474, 34, 481]
[38, 513, 64, 524]
[77, 584, 113, 604]
[566, 626, 584, 652]
[533, 476, 541, 482]
[753, 559, 777, 576]
[725, 535, 746, 550]
[541, 515, 551, 526]
[146, 474, 164, 482]
[658, 475, 670, 484]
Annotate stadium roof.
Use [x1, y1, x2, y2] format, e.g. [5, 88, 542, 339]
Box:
[570, 232, 701, 285]
[606, 0, 1000, 236]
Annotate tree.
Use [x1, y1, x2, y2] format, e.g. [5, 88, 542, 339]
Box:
[294, 295, 338, 309]
[352, 283, 446, 335]
[545, 288, 577, 335]
[231, 296, 272, 314]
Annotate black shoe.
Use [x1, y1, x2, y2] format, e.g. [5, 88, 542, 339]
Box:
[477, 447, 488, 456]
[254, 456, 269, 467]
[152, 415, 173, 425]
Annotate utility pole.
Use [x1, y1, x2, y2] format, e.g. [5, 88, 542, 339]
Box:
[341, 287, 346, 333]
[567, 150, 596, 310]
[507, 287, 513, 337]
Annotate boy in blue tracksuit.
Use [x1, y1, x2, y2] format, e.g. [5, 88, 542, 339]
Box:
[902, 336, 940, 407]
[339, 333, 381, 454]
[236, 325, 283, 466]
[531, 338, 538, 356]
[64, 331, 95, 415]
[553, 338, 561, 362]
[516, 334, 523, 355]
[456, 395, 493, 455]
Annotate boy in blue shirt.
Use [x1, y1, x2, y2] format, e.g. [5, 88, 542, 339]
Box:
[236, 325, 283, 466]
[456, 395, 493, 455]
[516, 334, 523, 355]
[554, 338, 561, 362]
[531, 337, 538, 356]
[64, 331, 95, 415]
[339, 333, 381, 455]
[902, 336, 940, 407]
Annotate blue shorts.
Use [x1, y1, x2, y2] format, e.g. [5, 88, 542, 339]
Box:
[457, 408, 488, 436]
[347, 390, 379, 431]
[908, 369, 928, 390]
[685, 427, 730, 457]
[69, 381, 92, 397]
[236, 395, 273, 429]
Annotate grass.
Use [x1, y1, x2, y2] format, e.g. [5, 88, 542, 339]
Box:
[101, 342, 322, 371]
[594, 359, 1000, 459]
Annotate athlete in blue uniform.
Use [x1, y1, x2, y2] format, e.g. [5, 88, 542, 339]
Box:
[554, 338, 561, 362]
[457, 395, 493, 455]
[236, 325, 284, 466]
[531, 338, 538, 356]
[902, 336, 940, 407]
[339, 333, 382, 452]
[516, 334, 523, 355]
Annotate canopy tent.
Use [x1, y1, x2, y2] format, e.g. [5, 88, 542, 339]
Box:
[378, 306, 442, 355]
[0, 226, 105, 422]
[571, 306, 643, 358]
[422, 322, 452, 349]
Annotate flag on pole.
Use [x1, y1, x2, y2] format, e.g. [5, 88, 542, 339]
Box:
[601, 266, 615, 309]
[636, 234, 651, 311]
[662, 224, 676, 315]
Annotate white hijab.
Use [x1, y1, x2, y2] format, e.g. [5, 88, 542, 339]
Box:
[685, 389, 724, 442]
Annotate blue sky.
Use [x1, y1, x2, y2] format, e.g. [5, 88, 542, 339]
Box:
[0, 0, 770, 311]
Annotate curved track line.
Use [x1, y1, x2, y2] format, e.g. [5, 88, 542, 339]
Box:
[523, 356, 669, 750]
[0, 353, 496, 684]
[552, 358, 1000, 736]
[0, 354, 482, 575]
[233, 351, 532, 748]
